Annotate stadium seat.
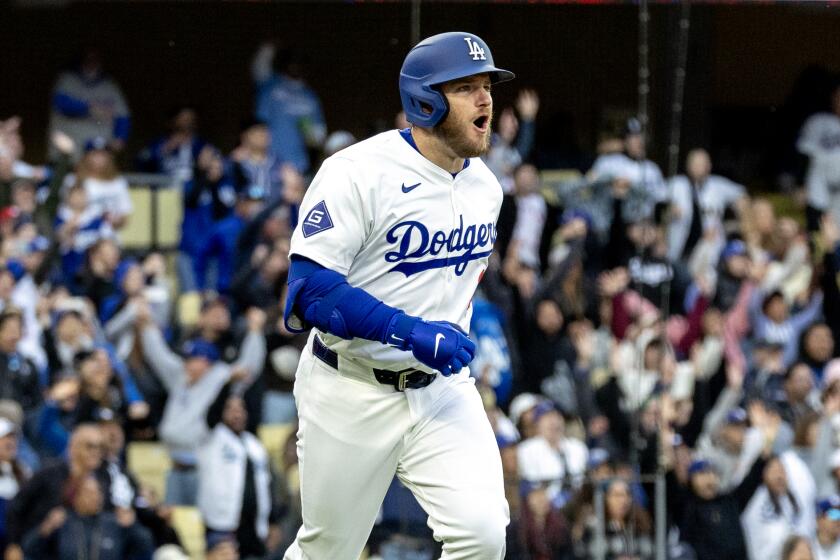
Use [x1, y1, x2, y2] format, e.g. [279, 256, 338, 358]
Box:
[170, 506, 206, 559]
[157, 186, 183, 248]
[258, 423, 296, 474]
[177, 291, 203, 329]
[126, 441, 172, 501]
[122, 186, 153, 249]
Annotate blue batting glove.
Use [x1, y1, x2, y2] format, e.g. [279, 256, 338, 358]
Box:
[385, 314, 476, 376]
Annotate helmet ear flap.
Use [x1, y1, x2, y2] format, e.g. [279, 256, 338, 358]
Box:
[400, 84, 448, 127]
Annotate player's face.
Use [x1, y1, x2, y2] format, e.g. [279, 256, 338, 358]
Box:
[437, 74, 493, 158]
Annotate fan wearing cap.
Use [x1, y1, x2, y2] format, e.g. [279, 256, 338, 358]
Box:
[750, 282, 825, 370]
[664, 405, 780, 560]
[137, 306, 265, 506]
[516, 402, 588, 505]
[587, 117, 666, 225]
[194, 179, 267, 294]
[100, 255, 172, 362]
[814, 495, 840, 559]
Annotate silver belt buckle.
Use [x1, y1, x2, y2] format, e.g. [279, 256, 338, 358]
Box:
[397, 371, 409, 392]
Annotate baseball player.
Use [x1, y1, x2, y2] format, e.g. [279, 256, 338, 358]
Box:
[281, 32, 513, 559]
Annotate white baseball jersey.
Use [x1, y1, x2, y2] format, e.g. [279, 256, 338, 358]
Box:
[798, 112, 840, 211]
[288, 129, 503, 371]
[667, 173, 746, 260]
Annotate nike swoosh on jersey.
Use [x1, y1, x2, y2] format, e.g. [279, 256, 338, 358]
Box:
[401, 182, 421, 193]
[434, 333, 445, 358]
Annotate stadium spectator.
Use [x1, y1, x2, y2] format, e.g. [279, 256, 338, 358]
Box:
[517, 402, 588, 504]
[667, 148, 747, 261]
[813, 495, 840, 559]
[588, 117, 666, 224]
[178, 146, 236, 292]
[231, 119, 285, 202]
[519, 480, 570, 560]
[251, 42, 327, 173]
[48, 48, 130, 161]
[741, 451, 816, 560]
[665, 399, 781, 560]
[63, 139, 132, 230]
[797, 81, 840, 231]
[138, 306, 265, 505]
[195, 183, 266, 294]
[484, 89, 540, 193]
[136, 106, 207, 184]
[5, 424, 109, 556]
[0, 418, 26, 554]
[199, 394, 280, 558]
[0, 309, 42, 414]
[573, 477, 654, 560]
[101, 254, 172, 362]
[21, 474, 153, 559]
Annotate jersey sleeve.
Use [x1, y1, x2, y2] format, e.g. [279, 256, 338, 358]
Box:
[289, 156, 369, 275]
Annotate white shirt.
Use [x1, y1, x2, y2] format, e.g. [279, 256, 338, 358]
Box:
[512, 192, 546, 268]
[667, 173, 745, 261]
[63, 173, 133, 219]
[516, 435, 588, 489]
[289, 130, 503, 371]
[798, 112, 840, 211]
[589, 152, 666, 222]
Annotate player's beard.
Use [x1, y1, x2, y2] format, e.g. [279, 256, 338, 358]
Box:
[435, 111, 493, 158]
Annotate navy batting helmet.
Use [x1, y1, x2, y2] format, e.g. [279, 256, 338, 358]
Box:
[399, 32, 514, 128]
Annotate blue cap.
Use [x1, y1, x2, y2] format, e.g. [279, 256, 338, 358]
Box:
[818, 495, 840, 519]
[4, 261, 25, 282]
[721, 239, 748, 261]
[587, 448, 610, 470]
[25, 236, 50, 254]
[238, 184, 266, 201]
[531, 401, 560, 423]
[84, 136, 110, 153]
[560, 208, 592, 229]
[688, 459, 714, 476]
[114, 259, 139, 289]
[181, 339, 220, 362]
[625, 117, 643, 136]
[725, 407, 748, 425]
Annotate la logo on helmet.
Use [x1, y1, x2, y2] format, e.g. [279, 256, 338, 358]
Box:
[463, 38, 486, 61]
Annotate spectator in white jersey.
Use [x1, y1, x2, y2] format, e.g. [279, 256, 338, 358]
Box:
[63, 139, 132, 230]
[798, 81, 840, 231]
[668, 148, 748, 261]
[588, 117, 666, 223]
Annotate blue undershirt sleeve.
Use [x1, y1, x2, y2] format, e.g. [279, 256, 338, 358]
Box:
[285, 255, 404, 343]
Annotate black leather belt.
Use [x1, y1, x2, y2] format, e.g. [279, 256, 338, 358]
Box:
[312, 335, 436, 392]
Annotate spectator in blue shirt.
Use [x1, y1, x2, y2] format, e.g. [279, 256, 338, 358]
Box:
[251, 42, 326, 173]
[195, 185, 266, 294]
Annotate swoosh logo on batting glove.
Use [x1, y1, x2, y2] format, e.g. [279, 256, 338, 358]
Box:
[434, 333, 446, 358]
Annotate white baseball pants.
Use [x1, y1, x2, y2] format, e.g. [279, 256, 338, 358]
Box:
[283, 339, 509, 560]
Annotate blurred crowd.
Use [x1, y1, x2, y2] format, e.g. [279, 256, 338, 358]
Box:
[1, 43, 840, 560]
